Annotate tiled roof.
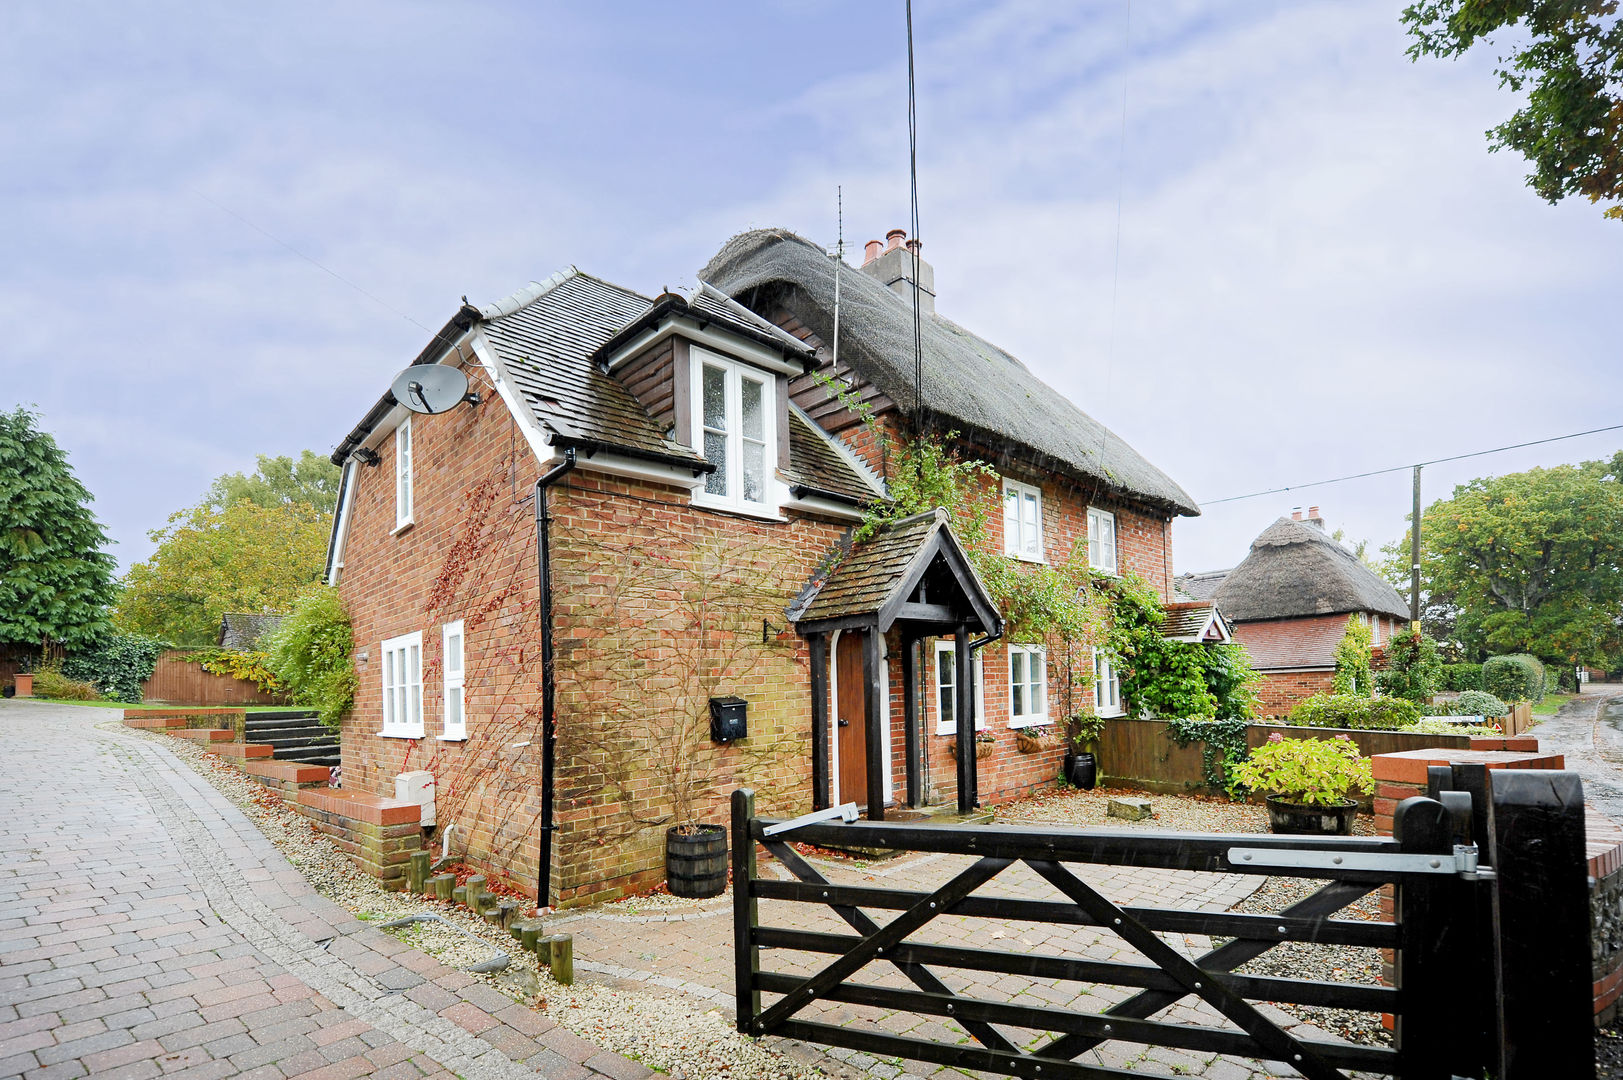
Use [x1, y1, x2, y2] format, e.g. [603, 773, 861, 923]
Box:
[792, 510, 944, 624]
[782, 407, 883, 505]
[218, 613, 285, 650]
[1174, 570, 1230, 603]
[480, 273, 707, 466]
[1161, 601, 1230, 644]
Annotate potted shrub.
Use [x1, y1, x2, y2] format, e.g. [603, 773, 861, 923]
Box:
[1063, 713, 1105, 790]
[1230, 733, 1373, 836]
[666, 821, 728, 898]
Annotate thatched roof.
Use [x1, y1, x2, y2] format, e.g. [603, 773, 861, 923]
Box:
[1212, 517, 1409, 623]
[699, 229, 1199, 517]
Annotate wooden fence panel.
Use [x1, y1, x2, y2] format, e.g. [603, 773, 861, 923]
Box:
[140, 649, 280, 706]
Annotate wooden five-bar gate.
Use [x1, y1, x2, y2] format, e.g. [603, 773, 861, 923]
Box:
[731, 764, 1595, 1080]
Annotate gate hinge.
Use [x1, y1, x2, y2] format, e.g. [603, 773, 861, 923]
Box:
[1227, 843, 1496, 881]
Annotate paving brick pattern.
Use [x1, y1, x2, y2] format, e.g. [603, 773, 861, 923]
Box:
[551, 844, 1358, 1078]
[0, 700, 651, 1080]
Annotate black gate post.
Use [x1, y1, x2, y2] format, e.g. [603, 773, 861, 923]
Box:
[731, 788, 760, 1035]
[1393, 795, 1465, 1079]
[1490, 769, 1594, 1080]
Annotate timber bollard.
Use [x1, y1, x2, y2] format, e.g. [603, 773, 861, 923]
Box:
[407, 851, 431, 894]
[521, 924, 543, 954]
[464, 876, 486, 912]
[451, 885, 467, 906]
[430, 874, 455, 901]
[497, 899, 522, 929]
[546, 933, 574, 985]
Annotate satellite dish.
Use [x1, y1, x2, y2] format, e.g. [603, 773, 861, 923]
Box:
[391, 365, 476, 415]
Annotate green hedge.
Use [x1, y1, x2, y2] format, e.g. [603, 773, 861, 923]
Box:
[1285, 694, 1424, 730]
[1449, 689, 1509, 718]
[1483, 654, 1545, 703]
[1439, 663, 1484, 692]
[62, 630, 167, 704]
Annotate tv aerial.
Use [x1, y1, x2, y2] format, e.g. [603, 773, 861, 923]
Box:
[390, 365, 480, 414]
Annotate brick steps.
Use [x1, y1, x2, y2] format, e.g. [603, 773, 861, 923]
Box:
[245, 711, 340, 768]
[165, 728, 236, 743]
[206, 741, 274, 760]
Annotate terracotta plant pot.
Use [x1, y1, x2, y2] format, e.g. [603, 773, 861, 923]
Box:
[1265, 796, 1357, 836]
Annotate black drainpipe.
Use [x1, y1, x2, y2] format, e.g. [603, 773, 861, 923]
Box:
[966, 625, 1004, 809]
[534, 447, 576, 907]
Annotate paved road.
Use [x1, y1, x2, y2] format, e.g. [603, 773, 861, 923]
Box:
[0, 700, 648, 1080]
[1522, 684, 1623, 821]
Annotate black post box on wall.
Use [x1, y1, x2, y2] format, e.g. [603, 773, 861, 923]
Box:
[709, 696, 747, 743]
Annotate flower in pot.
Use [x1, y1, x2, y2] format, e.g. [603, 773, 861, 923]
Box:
[1229, 733, 1373, 836]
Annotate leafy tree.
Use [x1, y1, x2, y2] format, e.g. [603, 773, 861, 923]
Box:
[1332, 618, 1374, 697]
[0, 407, 116, 652]
[1377, 627, 1444, 702]
[115, 500, 329, 645]
[206, 451, 341, 516]
[1403, 0, 1623, 220]
[1385, 454, 1623, 666]
[264, 586, 355, 728]
[1106, 574, 1260, 722]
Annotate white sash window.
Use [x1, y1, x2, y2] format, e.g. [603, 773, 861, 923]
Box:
[381, 631, 423, 737]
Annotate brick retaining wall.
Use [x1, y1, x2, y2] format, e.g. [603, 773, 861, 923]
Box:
[293, 789, 422, 889]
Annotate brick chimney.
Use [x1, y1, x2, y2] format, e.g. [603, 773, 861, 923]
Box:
[1307, 506, 1325, 530]
[860, 227, 935, 313]
[1291, 508, 1303, 521]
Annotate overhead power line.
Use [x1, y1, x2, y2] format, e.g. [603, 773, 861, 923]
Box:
[1199, 422, 1623, 507]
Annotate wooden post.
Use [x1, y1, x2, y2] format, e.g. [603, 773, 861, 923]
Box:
[430, 874, 455, 901]
[901, 636, 921, 809]
[954, 623, 975, 813]
[863, 625, 885, 821]
[407, 851, 430, 894]
[808, 634, 830, 811]
[1393, 795, 1472, 1079]
[1490, 770, 1594, 1080]
[732, 789, 760, 1035]
[547, 934, 574, 985]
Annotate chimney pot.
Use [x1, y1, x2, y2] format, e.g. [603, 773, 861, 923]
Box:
[1291, 508, 1303, 521]
[906, 237, 922, 255]
[885, 228, 906, 252]
[1308, 505, 1320, 518]
[863, 239, 883, 266]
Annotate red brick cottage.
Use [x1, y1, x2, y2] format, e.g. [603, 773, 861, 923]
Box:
[324, 227, 1200, 906]
[1178, 509, 1410, 716]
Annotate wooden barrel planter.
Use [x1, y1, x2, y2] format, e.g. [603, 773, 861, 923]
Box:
[1265, 797, 1357, 836]
[666, 824, 727, 898]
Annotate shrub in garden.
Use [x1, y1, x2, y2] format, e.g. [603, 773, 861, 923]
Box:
[264, 586, 356, 729]
[1450, 689, 1509, 718]
[1439, 663, 1484, 692]
[1230, 734, 1374, 806]
[1556, 666, 1578, 693]
[1483, 654, 1545, 703]
[1287, 693, 1423, 730]
[1407, 717, 1503, 737]
[1375, 628, 1442, 702]
[62, 629, 166, 703]
[1331, 619, 1374, 697]
[31, 666, 102, 701]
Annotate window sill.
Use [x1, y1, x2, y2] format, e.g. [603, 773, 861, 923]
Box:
[391, 520, 415, 537]
[375, 730, 424, 739]
[1089, 566, 1119, 578]
[1008, 715, 1050, 729]
[1093, 708, 1125, 719]
[691, 497, 787, 523]
[436, 735, 467, 743]
[935, 721, 987, 736]
[1005, 551, 1046, 565]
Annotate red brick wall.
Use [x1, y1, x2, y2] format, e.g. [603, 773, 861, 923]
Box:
[1253, 670, 1337, 719]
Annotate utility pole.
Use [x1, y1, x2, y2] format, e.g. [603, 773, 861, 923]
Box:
[1410, 465, 1422, 632]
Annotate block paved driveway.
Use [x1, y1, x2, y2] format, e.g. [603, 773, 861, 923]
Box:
[0, 700, 650, 1080]
[555, 832, 1364, 1079]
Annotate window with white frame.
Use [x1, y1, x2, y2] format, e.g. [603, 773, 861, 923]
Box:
[380, 631, 423, 736]
[395, 417, 414, 529]
[1008, 644, 1047, 726]
[1093, 647, 1123, 718]
[1003, 479, 1043, 561]
[693, 349, 774, 513]
[934, 640, 985, 734]
[1087, 506, 1117, 574]
[441, 621, 465, 740]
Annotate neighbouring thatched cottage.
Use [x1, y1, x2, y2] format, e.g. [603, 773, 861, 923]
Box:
[325, 226, 1200, 906]
[1178, 508, 1409, 715]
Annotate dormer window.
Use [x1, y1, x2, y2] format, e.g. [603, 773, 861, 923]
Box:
[692, 348, 775, 513]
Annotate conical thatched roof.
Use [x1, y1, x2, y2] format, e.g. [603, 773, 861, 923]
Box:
[1212, 517, 1409, 623]
[699, 229, 1199, 516]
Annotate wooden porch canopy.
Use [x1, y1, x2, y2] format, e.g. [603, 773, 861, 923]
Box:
[789, 508, 1003, 818]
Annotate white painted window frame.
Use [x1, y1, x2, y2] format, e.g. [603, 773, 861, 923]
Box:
[1093, 646, 1124, 718]
[440, 620, 466, 741]
[1002, 478, 1044, 562]
[934, 640, 985, 735]
[394, 416, 414, 531]
[1008, 644, 1048, 727]
[691, 347, 778, 518]
[1087, 505, 1117, 575]
[380, 631, 423, 738]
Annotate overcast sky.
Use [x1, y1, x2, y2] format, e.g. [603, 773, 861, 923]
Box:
[5, 1, 1620, 578]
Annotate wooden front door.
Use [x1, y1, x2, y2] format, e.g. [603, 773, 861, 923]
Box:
[835, 631, 868, 806]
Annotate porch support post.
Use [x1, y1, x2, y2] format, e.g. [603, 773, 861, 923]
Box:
[808, 632, 830, 811]
[901, 635, 921, 809]
[862, 622, 885, 821]
[954, 622, 976, 813]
